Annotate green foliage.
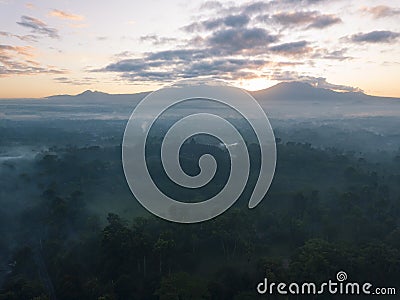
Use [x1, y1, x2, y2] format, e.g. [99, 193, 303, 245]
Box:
[156, 272, 209, 300]
[1, 141, 399, 299]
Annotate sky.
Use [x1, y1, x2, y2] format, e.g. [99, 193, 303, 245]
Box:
[0, 0, 399, 98]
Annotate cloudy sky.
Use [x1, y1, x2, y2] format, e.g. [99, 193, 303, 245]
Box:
[0, 0, 399, 98]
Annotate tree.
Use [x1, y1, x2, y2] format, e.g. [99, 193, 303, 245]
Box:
[156, 272, 209, 300]
[153, 234, 175, 275]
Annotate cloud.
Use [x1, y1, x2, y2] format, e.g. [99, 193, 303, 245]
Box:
[49, 9, 84, 21]
[0, 31, 37, 42]
[94, 2, 324, 84]
[16, 15, 59, 39]
[181, 58, 266, 79]
[140, 35, 178, 45]
[120, 71, 176, 81]
[53, 76, 97, 85]
[94, 47, 269, 82]
[305, 77, 363, 92]
[147, 49, 208, 61]
[200, 1, 223, 10]
[0, 44, 65, 76]
[269, 40, 312, 55]
[207, 27, 278, 53]
[348, 31, 400, 44]
[93, 0, 352, 85]
[360, 5, 400, 19]
[200, 0, 329, 16]
[273, 11, 314, 25]
[313, 48, 352, 60]
[271, 11, 341, 29]
[241, 1, 270, 15]
[307, 14, 341, 28]
[102, 58, 163, 72]
[224, 14, 250, 27]
[280, 0, 331, 5]
[0, 44, 34, 57]
[183, 14, 250, 32]
[194, 1, 342, 31]
[112, 51, 135, 59]
[269, 72, 363, 92]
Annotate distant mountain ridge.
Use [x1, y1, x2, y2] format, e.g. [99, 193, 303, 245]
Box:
[251, 82, 372, 102]
[45, 90, 151, 104]
[43, 82, 398, 103]
[46, 90, 124, 99]
[0, 82, 398, 120]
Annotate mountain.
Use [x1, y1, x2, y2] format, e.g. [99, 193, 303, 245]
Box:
[250, 82, 373, 102]
[45, 90, 151, 104]
[46, 90, 105, 99]
[44, 82, 399, 104]
[1, 82, 398, 120]
[75, 90, 110, 99]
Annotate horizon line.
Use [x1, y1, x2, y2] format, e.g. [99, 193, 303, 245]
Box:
[1, 81, 399, 100]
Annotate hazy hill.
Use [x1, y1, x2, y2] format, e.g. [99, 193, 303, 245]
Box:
[44, 82, 399, 104]
[45, 90, 151, 104]
[251, 82, 367, 102]
[1, 82, 398, 120]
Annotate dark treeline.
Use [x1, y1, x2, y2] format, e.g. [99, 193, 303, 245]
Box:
[0, 138, 399, 299]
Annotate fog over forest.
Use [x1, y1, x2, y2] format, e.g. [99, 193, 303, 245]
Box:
[0, 82, 399, 299]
